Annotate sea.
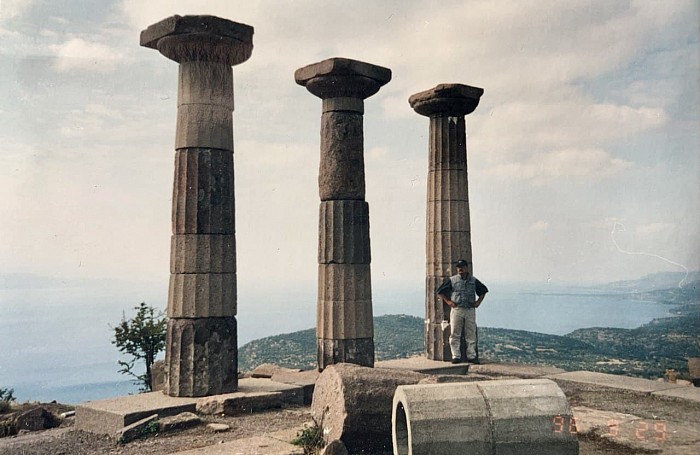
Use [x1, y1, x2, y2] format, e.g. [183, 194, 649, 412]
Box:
[0, 277, 674, 404]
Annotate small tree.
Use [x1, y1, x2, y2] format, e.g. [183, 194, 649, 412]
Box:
[112, 302, 167, 392]
[0, 387, 15, 414]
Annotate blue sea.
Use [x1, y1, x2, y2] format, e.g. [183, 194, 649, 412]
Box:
[0, 278, 673, 404]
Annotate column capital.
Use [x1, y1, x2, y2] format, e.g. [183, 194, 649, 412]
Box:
[295, 57, 391, 100]
[409, 83, 484, 117]
[140, 15, 254, 66]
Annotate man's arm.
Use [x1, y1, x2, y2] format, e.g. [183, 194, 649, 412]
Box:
[436, 279, 456, 308]
[474, 279, 488, 308]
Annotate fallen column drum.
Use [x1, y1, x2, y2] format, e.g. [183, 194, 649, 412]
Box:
[392, 379, 579, 455]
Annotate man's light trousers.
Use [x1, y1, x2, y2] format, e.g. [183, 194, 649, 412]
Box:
[449, 306, 477, 360]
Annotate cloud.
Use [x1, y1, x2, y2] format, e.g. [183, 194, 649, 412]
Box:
[637, 223, 676, 235]
[530, 220, 550, 231]
[484, 148, 633, 184]
[50, 38, 124, 73]
[0, 0, 35, 19]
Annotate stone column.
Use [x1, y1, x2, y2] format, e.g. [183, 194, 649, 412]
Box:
[140, 15, 253, 396]
[409, 84, 484, 361]
[295, 58, 391, 370]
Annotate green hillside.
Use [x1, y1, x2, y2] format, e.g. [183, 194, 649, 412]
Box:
[240, 283, 699, 379]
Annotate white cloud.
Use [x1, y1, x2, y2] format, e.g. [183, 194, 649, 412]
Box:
[484, 148, 633, 184]
[530, 220, 550, 231]
[50, 38, 124, 73]
[637, 223, 676, 235]
[0, 0, 35, 19]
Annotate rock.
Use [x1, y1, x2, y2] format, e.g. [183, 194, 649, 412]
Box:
[311, 363, 428, 452]
[320, 439, 348, 455]
[151, 360, 166, 392]
[14, 407, 60, 432]
[117, 414, 159, 444]
[207, 423, 230, 432]
[250, 363, 302, 378]
[158, 412, 201, 432]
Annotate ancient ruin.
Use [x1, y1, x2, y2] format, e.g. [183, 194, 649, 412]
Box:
[140, 15, 254, 396]
[295, 58, 391, 370]
[409, 84, 484, 361]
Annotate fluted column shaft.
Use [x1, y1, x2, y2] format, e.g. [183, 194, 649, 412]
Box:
[409, 84, 483, 361]
[296, 58, 391, 370]
[141, 15, 253, 396]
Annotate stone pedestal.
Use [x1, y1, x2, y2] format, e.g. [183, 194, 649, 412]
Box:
[296, 58, 391, 370]
[141, 15, 253, 396]
[409, 84, 483, 361]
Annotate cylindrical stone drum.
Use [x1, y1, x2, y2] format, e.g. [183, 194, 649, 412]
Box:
[392, 379, 579, 455]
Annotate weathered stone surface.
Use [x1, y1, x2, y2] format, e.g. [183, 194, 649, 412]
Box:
[158, 411, 201, 432]
[317, 263, 372, 302]
[196, 378, 304, 414]
[409, 83, 484, 117]
[270, 369, 320, 405]
[317, 337, 375, 370]
[426, 232, 472, 272]
[171, 234, 236, 274]
[311, 364, 428, 451]
[318, 200, 370, 264]
[168, 273, 237, 317]
[322, 97, 363, 113]
[165, 317, 238, 397]
[172, 148, 235, 234]
[176, 103, 233, 151]
[426, 200, 471, 233]
[75, 392, 197, 435]
[689, 357, 700, 383]
[173, 435, 304, 455]
[117, 414, 159, 444]
[428, 115, 468, 170]
[250, 363, 302, 378]
[470, 362, 566, 379]
[207, 423, 230, 432]
[426, 169, 470, 202]
[320, 440, 349, 455]
[178, 61, 234, 110]
[317, 299, 374, 339]
[151, 359, 166, 392]
[14, 407, 59, 432]
[140, 15, 254, 66]
[295, 57, 391, 100]
[393, 379, 578, 455]
[376, 356, 469, 376]
[424, 321, 453, 361]
[319, 111, 365, 201]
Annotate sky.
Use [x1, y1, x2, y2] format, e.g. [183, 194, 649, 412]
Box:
[1, 0, 698, 296]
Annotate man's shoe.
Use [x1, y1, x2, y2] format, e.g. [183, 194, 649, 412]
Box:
[466, 358, 480, 364]
[451, 358, 461, 364]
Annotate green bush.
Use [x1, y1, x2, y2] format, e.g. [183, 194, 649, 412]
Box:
[0, 388, 15, 414]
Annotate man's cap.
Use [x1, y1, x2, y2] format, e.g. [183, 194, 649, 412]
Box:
[456, 259, 470, 268]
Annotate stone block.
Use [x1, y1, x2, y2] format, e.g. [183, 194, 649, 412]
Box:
[176, 103, 233, 151]
[168, 273, 237, 317]
[170, 234, 236, 274]
[271, 369, 320, 405]
[317, 299, 374, 339]
[409, 83, 484, 117]
[428, 115, 468, 170]
[318, 200, 371, 264]
[317, 263, 372, 302]
[295, 57, 391, 100]
[250, 363, 302, 378]
[196, 377, 305, 414]
[317, 337, 375, 370]
[140, 15, 254, 66]
[376, 356, 468, 376]
[165, 317, 238, 397]
[545, 370, 683, 394]
[178, 61, 234, 110]
[157, 411, 201, 432]
[426, 200, 471, 233]
[424, 321, 453, 361]
[426, 169, 469, 202]
[426, 231, 472, 269]
[75, 392, 198, 435]
[470, 363, 566, 379]
[319, 111, 365, 201]
[172, 148, 235, 235]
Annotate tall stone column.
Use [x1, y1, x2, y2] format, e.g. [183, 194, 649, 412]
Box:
[295, 58, 391, 370]
[409, 84, 484, 361]
[140, 15, 253, 396]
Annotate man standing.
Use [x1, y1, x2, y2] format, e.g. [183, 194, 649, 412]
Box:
[436, 259, 488, 364]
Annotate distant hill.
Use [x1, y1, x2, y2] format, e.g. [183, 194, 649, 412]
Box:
[240, 282, 700, 379]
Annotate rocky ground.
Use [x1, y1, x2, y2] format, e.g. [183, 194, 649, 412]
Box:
[1, 376, 698, 454]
